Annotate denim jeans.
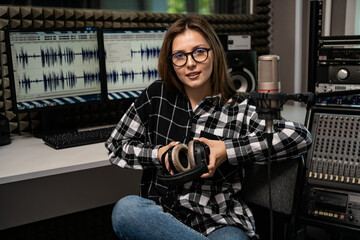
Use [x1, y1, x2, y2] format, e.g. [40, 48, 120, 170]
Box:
[111, 195, 252, 240]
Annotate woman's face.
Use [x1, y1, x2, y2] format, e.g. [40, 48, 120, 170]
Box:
[171, 29, 213, 94]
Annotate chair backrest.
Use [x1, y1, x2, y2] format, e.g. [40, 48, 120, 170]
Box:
[241, 157, 304, 215]
[241, 157, 305, 240]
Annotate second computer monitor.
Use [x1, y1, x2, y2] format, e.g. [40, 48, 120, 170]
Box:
[102, 28, 167, 100]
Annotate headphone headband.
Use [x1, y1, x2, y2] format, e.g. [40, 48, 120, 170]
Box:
[157, 140, 210, 186]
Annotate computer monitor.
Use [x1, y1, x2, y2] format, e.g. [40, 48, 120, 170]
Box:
[102, 28, 167, 100]
[5, 27, 102, 113]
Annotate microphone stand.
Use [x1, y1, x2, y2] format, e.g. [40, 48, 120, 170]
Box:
[249, 91, 286, 240]
[248, 88, 360, 240]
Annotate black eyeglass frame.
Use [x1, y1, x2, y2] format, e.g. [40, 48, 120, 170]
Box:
[169, 48, 212, 67]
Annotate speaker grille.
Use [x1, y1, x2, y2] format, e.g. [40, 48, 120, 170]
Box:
[226, 50, 257, 93]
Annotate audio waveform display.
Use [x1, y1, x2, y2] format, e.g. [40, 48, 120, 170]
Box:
[17, 46, 75, 68]
[19, 71, 100, 93]
[43, 71, 77, 92]
[130, 45, 161, 60]
[16, 45, 98, 68]
[103, 29, 167, 100]
[106, 68, 159, 84]
[8, 28, 102, 111]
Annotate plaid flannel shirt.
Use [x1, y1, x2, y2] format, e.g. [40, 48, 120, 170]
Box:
[105, 80, 312, 238]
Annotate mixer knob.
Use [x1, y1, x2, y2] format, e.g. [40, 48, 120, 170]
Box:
[337, 68, 349, 81]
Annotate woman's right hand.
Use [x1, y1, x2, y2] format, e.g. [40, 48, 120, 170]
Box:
[157, 141, 179, 175]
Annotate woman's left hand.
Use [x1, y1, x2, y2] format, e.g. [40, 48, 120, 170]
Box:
[196, 137, 228, 178]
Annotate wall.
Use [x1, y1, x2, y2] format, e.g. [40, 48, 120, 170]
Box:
[271, 0, 297, 96]
[271, 0, 312, 101]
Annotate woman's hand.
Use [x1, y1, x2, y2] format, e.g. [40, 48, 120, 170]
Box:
[157, 141, 179, 175]
[196, 137, 228, 178]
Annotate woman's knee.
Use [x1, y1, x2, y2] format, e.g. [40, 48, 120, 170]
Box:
[112, 196, 158, 228]
[112, 195, 144, 221]
[208, 226, 250, 240]
[112, 195, 162, 238]
[112, 196, 142, 234]
[113, 195, 140, 210]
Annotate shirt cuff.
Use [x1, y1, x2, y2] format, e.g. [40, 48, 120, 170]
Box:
[151, 145, 162, 167]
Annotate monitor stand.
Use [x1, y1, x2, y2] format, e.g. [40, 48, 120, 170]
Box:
[33, 108, 77, 138]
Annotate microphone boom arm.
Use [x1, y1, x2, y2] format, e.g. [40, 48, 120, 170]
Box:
[249, 88, 360, 106]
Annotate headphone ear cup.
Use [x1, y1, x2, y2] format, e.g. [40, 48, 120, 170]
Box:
[171, 144, 192, 172]
[187, 140, 196, 168]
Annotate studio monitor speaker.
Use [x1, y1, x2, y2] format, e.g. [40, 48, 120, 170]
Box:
[226, 50, 257, 93]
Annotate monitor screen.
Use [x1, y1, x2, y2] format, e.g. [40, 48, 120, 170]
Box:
[102, 28, 167, 100]
[6, 27, 102, 113]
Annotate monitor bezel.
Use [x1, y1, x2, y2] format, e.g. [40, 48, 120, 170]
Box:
[4, 26, 104, 113]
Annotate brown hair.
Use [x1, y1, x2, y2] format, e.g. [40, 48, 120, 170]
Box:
[158, 15, 237, 103]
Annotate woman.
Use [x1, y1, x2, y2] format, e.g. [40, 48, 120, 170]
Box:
[105, 15, 312, 240]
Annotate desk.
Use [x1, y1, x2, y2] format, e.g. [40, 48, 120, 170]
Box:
[0, 103, 306, 231]
[0, 135, 111, 184]
[0, 136, 142, 230]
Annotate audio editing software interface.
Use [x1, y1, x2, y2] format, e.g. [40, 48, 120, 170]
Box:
[7, 28, 102, 112]
[103, 29, 166, 100]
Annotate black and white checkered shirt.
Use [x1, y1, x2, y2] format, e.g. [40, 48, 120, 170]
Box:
[105, 80, 312, 238]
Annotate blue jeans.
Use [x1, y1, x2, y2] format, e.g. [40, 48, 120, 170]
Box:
[111, 195, 252, 240]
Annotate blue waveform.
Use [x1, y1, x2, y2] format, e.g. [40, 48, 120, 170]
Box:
[40, 46, 76, 67]
[16, 48, 30, 69]
[141, 68, 159, 82]
[19, 70, 101, 93]
[20, 73, 31, 93]
[43, 71, 77, 91]
[81, 48, 99, 63]
[18, 71, 76, 92]
[106, 67, 159, 84]
[131, 45, 161, 60]
[83, 71, 100, 85]
[16, 46, 98, 68]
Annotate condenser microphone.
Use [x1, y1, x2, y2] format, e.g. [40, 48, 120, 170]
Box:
[256, 55, 282, 134]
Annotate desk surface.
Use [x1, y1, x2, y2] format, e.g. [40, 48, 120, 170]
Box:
[0, 135, 109, 184]
[0, 103, 306, 185]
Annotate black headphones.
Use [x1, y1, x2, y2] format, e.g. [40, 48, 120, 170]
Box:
[156, 140, 210, 186]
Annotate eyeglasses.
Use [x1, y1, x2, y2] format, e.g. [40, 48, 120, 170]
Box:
[169, 48, 211, 67]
